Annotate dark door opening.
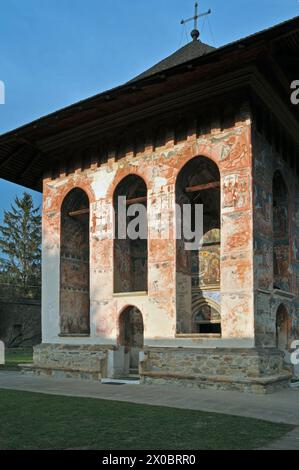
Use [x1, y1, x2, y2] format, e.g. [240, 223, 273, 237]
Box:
[276, 304, 289, 352]
[119, 306, 144, 375]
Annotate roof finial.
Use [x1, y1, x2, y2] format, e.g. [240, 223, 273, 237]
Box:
[181, 2, 211, 42]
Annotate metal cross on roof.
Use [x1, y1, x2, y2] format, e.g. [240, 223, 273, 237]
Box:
[181, 2, 211, 41]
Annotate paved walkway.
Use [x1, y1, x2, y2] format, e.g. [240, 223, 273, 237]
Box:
[261, 428, 299, 450]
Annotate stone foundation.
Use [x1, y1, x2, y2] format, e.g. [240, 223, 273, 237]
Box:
[22, 343, 293, 393]
[140, 347, 293, 394]
[22, 343, 111, 381]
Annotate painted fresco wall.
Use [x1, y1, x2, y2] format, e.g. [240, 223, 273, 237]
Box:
[253, 128, 299, 348]
[175, 157, 221, 335]
[60, 189, 90, 335]
[113, 175, 148, 293]
[42, 102, 255, 348]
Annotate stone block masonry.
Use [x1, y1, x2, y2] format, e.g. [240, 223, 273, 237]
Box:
[140, 348, 292, 394]
[22, 344, 111, 381]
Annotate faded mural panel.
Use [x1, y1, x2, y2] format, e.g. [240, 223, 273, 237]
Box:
[60, 188, 90, 336]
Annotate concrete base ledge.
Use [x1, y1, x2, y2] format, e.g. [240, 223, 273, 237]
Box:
[141, 371, 292, 394]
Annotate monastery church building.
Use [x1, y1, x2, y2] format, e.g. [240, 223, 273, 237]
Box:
[0, 13, 298, 392]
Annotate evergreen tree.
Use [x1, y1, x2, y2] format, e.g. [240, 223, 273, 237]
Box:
[0, 192, 41, 297]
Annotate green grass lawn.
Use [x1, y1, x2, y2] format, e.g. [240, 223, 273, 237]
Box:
[0, 389, 293, 450]
[0, 348, 33, 371]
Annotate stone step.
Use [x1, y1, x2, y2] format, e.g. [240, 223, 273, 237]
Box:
[101, 378, 140, 385]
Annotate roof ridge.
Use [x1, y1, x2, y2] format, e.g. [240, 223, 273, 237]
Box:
[128, 39, 215, 84]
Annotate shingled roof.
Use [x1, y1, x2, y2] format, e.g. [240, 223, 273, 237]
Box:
[129, 39, 215, 83]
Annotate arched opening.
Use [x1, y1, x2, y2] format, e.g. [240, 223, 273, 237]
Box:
[114, 175, 148, 293]
[119, 306, 144, 374]
[276, 304, 289, 351]
[60, 188, 90, 335]
[192, 299, 221, 335]
[273, 171, 289, 291]
[176, 156, 221, 334]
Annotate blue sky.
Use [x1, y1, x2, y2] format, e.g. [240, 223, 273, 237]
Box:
[0, 0, 298, 219]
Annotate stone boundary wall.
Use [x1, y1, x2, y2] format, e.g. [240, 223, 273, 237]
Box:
[0, 299, 41, 347]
